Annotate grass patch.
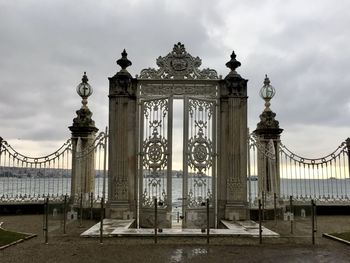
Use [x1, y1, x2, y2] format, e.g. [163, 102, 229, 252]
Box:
[0, 228, 29, 246]
[330, 232, 350, 242]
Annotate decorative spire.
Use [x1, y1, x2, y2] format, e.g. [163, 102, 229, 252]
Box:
[82, 71, 88, 83]
[117, 49, 132, 71]
[225, 51, 241, 72]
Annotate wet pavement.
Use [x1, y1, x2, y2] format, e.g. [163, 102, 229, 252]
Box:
[1, 215, 350, 262]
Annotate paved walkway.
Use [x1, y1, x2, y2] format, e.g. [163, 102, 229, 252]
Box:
[0, 215, 350, 262]
[81, 219, 279, 237]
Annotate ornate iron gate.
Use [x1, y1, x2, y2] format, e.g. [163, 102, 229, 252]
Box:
[183, 97, 216, 228]
[137, 42, 219, 228]
[139, 97, 172, 228]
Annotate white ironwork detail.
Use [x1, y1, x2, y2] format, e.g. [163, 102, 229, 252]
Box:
[185, 98, 215, 208]
[139, 42, 218, 80]
[140, 98, 170, 208]
[139, 83, 218, 98]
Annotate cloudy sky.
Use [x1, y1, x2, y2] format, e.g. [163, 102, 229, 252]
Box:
[1, 0, 350, 161]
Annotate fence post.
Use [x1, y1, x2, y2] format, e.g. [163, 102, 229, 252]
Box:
[63, 195, 67, 234]
[258, 199, 262, 244]
[262, 191, 265, 221]
[79, 192, 83, 227]
[44, 197, 49, 244]
[346, 138, 350, 178]
[100, 197, 104, 244]
[274, 192, 277, 225]
[154, 197, 158, 244]
[311, 199, 316, 245]
[90, 192, 94, 220]
[206, 198, 210, 244]
[290, 195, 293, 234]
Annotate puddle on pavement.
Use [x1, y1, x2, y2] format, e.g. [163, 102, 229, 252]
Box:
[170, 247, 208, 262]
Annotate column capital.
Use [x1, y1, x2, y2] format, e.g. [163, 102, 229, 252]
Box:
[220, 51, 248, 98]
[109, 49, 137, 98]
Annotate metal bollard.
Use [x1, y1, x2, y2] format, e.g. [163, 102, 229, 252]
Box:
[258, 199, 262, 244]
[90, 192, 94, 220]
[206, 198, 210, 244]
[100, 197, 104, 244]
[80, 193, 83, 227]
[311, 199, 316, 245]
[262, 191, 265, 221]
[290, 196, 293, 234]
[154, 197, 158, 244]
[274, 192, 277, 225]
[44, 197, 49, 244]
[63, 195, 67, 234]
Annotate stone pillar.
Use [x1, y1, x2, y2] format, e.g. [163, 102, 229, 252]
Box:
[254, 75, 283, 204]
[218, 51, 249, 221]
[107, 50, 137, 220]
[69, 73, 98, 202]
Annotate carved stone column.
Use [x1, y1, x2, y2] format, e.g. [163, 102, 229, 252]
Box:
[254, 75, 283, 204]
[69, 73, 98, 202]
[218, 51, 248, 221]
[107, 50, 137, 220]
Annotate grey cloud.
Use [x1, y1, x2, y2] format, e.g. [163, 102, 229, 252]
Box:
[0, 0, 349, 156]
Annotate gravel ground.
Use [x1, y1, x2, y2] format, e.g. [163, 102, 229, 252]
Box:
[1, 215, 350, 263]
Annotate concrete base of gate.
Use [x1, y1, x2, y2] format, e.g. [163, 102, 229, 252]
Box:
[81, 219, 279, 237]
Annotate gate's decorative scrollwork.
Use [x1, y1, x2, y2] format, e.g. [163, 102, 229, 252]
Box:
[141, 98, 169, 208]
[186, 98, 215, 208]
[188, 120, 213, 172]
[142, 121, 168, 170]
[139, 42, 218, 80]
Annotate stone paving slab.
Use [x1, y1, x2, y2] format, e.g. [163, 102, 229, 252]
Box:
[81, 219, 279, 237]
[222, 220, 279, 237]
[81, 219, 135, 237]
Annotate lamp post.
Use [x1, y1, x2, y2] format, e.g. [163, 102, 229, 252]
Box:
[259, 74, 276, 112]
[76, 72, 93, 108]
[69, 72, 98, 202]
[254, 74, 283, 207]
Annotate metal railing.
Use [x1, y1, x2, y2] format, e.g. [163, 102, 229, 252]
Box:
[0, 131, 108, 204]
[248, 135, 350, 205]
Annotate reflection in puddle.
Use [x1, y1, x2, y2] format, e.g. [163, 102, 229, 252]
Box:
[170, 248, 208, 262]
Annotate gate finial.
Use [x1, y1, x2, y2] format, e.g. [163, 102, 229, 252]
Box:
[117, 49, 132, 71]
[225, 51, 241, 72]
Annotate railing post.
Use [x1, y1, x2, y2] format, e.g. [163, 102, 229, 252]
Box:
[274, 192, 277, 225]
[0, 137, 3, 155]
[100, 197, 104, 244]
[154, 197, 158, 244]
[262, 191, 265, 221]
[346, 138, 350, 179]
[311, 199, 316, 245]
[290, 195, 293, 234]
[258, 199, 262, 244]
[206, 198, 210, 244]
[63, 195, 67, 234]
[44, 197, 49, 244]
[102, 127, 108, 202]
[90, 192, 94, 220]
[79, 192, 83, 227]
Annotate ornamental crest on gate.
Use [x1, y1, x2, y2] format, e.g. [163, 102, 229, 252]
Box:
[139, 42, 218, 80]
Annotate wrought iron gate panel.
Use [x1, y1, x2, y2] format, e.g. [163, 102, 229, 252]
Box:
[139, 97, 172, 227]
[183, 97, 216, 227]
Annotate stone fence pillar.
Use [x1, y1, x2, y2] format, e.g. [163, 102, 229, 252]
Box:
[218, 51, 248, 221]
[107, 50, 137, 220]
[254, 75, 283, 204]
[69, 72, 98, 203]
